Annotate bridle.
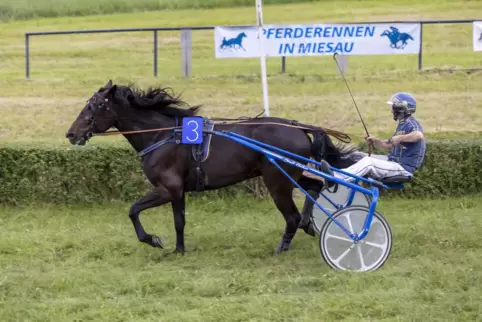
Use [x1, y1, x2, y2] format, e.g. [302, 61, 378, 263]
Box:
[82, 92, 119, 142]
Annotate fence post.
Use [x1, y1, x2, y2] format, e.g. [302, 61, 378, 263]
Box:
[336, 54, 349, 74]
[418, 23, 423, 71]
[25, 34, 30, 80]
[181, 29, 192, 77]
[153, 30, 158, 77]
[281, 56, 286, 73]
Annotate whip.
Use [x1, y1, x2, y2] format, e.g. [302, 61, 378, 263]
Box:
[332, 52, 373, 155]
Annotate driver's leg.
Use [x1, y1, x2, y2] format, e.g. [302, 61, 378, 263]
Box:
[334, 156, 411, 181]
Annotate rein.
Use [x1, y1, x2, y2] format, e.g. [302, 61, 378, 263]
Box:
[94, 126, 179, 136]
[94, 119, 354, 143]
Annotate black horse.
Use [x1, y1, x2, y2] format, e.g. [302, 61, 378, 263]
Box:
[66, 80, 358, 255]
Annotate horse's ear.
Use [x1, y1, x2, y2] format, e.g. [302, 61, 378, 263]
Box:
[104, 80, 113, 89]
[107, 85, 117, 97]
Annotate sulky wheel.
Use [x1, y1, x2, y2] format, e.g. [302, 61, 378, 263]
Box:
[319, 205, 392, 272]
[311, 185, 371, 235]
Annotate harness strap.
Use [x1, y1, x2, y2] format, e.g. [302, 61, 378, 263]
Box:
[138, 138, 177, 157]
[137, 117, 180, 157]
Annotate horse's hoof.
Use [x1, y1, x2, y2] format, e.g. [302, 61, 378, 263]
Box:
[151, 235, 164, 249]
[274, 246, 289, 254]
[164, 248, 185, 257]
[303, 223, 316, 237]
[299, 220, 316, 237]
[274, 242, 290, 254]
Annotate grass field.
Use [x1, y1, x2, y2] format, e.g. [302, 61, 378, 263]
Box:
[1, 195, 481, 321]
[0, 0, 317, 22]
[1, 0, 482, 147]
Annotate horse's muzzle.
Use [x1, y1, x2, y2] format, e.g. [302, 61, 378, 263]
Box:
[66, 131, 92, 145]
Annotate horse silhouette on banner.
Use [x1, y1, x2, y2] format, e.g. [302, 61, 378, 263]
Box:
[380, 26, 414, 49]
[219, 32, 248, 51]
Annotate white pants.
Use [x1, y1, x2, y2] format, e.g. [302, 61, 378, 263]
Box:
[334, 155, 413, 182]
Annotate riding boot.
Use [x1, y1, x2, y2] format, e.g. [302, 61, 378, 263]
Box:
[298, 189, 319, 237]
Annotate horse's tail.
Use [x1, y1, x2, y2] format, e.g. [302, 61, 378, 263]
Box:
[309, 131, 325, 162]
[294, 121, 352, 144]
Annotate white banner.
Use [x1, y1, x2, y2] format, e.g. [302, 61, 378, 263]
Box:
[214, 23, 421, 58]
[474, 21, 482, 51]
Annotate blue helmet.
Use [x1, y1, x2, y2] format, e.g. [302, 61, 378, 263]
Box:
[386, 92, 416, 120]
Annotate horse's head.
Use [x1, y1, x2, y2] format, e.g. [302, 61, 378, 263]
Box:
[241, 32, 247, 38]
[380, 30, 390, 37]
[66, 79, 119, 145]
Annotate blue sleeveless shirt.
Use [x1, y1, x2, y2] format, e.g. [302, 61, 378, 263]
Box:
[387, 116, 426, 174]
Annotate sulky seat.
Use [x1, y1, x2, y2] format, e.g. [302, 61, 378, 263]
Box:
[380, 175, 412, 184]
[361, 174, 412, 190]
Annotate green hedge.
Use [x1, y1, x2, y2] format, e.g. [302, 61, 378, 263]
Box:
[396, 139, 482, 197]
[0, 139, 481, 205]
[0, 144, 259, 205]
[366, 139, 482, 198]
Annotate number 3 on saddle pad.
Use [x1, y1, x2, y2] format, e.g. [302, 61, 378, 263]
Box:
[182, 117, 204, 144]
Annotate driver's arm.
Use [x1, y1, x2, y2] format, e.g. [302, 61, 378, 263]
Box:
[395, 130, 424, 143]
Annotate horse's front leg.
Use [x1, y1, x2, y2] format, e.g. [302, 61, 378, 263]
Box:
[164, 192, 186, 257]
[129, 185, 172, 248]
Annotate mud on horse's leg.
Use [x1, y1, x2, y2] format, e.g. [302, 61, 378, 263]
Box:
[129, 185, 172, 248]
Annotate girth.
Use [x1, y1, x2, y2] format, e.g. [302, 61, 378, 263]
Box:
[191, 118, 215, 191]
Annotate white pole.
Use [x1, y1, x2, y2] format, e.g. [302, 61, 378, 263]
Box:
[256, 0, 270, 116]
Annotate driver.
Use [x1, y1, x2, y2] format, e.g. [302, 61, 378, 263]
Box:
[304, 91, 426, 182]
[299, 92, 426, 235]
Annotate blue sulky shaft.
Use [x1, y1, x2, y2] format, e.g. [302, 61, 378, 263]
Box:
[208, 130, 381, 241]
[223, 131, 387, 189]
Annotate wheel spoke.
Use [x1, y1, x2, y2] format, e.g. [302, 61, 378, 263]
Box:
[356, 244, 368, 271]
[326, 233, 354, 244]
[332, 245, 355, 266]
[346, 211, 354, 234]
[361, 240, 387, 250]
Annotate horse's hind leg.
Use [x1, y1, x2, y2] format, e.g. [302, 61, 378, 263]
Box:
[262, 163, 301, 253]
[297, 176, 324, 237]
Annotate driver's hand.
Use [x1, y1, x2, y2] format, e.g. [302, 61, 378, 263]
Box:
[365, 135, 377, 143]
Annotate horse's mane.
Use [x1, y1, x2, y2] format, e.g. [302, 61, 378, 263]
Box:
[111, 83, 202, 117]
